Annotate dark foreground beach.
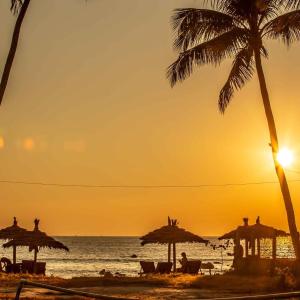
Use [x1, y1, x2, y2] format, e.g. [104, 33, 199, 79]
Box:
[0, 273, 295, 299]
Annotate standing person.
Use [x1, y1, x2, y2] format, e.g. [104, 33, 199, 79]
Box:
[233, 242, 243, 270]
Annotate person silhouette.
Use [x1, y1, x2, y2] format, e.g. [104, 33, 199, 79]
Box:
[233, 240, 243, 270]
[179, 252, 188, 272]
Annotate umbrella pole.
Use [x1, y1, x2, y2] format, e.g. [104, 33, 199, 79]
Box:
[251, 238, 255, 256]
[13, 245, 16, 265]
[173, 242, 176, 272]
[168, 243, 171, 263]
[272, 237, 277, 260]
[33, 247, 37, 274]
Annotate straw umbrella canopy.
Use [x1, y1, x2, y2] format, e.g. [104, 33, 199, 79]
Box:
[140, 218, 208, 271]
[219, 217, 288, 258]
[0, 217, 28, 264]
[3, 219, 69, 271]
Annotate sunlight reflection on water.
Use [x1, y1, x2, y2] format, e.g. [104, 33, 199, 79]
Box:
[0, 236, 294, 278]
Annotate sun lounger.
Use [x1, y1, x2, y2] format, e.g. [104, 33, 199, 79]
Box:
[185, 260, 202, 275]
[11, 263, 22, 273]
[35, 262, 46, 275]
[22, 260, 46, 275]
[139, 261, 156, 275]
[201, 262, 214, 275]
[155, 262, 172, 274]
[22, 260, 34, 274]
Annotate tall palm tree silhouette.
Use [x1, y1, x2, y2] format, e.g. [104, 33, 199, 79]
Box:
[167, 0, 300, 258]
[0, 0, 31, 105]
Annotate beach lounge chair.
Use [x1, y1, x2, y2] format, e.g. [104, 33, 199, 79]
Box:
[185, 260, 202, 275]
[201, 262, 214, 275]
[139, 261, 156, 275]
[11, 263, 22, 273]
[155, 262, 172, 274]
[22, 260, 34, 274]
[35, 262, 46, 275]
[22, 260, 46, 275]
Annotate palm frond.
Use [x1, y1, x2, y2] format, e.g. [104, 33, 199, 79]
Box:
[218, 46, 254, 113]
[260, 45, 269, 58]
[213, 0, 283, 25]
[258, 1, 283, 26]
[280, 0, 300, 9]
[262, 10, 300, 46]
[167, 28, 248, 87]
[11, 0, 23, 15]
[172, 8, 236, 51]
[212, 0, 254, 21]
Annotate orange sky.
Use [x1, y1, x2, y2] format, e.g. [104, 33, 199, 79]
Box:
[0, 0, 300, 236]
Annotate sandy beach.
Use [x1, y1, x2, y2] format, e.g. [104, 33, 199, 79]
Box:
[1, 0, 300, 299]
[0, 273, 291, 299]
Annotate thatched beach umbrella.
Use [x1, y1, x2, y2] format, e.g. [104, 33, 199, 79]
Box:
[219, 217, 288, 259]
[3, 219, 69, 272]
[140, 217, 208, 271]
[0, 217, 28, 264]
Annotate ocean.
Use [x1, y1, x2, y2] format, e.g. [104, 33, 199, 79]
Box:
[0, 236, 295, 278]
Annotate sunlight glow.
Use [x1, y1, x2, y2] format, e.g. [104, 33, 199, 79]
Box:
[23, 138, 35, 151]
[0, 137, 4, 149]
[277, 148, 294, 167]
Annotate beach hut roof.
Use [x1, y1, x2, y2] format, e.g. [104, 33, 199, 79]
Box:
[219, 217, 288, 240]
[0, 217, 28, 240]
[2, 219, 69, 251]
[140, 219, 208, 245]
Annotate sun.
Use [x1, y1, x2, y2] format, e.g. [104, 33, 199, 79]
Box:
[277, 148, 294, 167]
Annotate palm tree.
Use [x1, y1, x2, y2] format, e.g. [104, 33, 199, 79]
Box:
[0, 0, 31, 105]
[167, 0, 300, 259]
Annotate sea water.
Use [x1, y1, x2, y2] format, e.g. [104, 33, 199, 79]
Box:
[0, 236, 295, 278]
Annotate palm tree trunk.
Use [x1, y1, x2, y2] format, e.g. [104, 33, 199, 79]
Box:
[0, 0, 31, 105]
[254, 48, 300, 260]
